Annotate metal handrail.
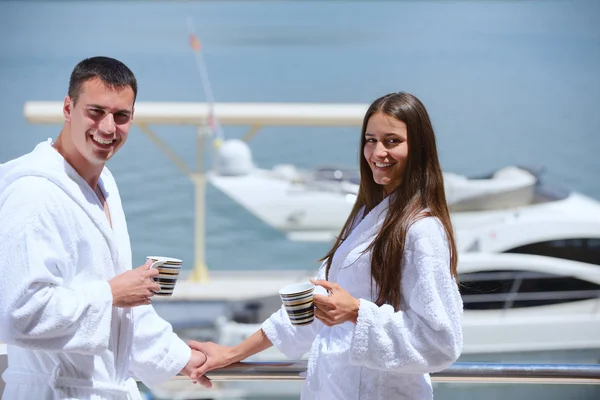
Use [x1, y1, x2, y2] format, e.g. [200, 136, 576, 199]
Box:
[2, 348, 599, 386]
[170, 361, 600, 385]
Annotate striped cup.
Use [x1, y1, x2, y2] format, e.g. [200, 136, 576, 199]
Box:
[279, 282, 315, 326]
[147, 256, 183, 296]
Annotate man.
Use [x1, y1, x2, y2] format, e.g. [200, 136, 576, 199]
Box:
[0, 56, 207, 399]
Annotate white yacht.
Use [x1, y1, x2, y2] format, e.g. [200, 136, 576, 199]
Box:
[456, 190, 600, 264]
[208, 139, 600, 244]
[210, 252, 600, 360]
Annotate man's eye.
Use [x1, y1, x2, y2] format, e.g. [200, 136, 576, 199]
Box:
[114, 113, 130, 124]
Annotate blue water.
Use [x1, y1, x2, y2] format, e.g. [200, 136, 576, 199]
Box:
[1, 1, 600, 399]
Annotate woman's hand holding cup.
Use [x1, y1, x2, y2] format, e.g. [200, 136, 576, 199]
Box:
[310, 279, 360, 326]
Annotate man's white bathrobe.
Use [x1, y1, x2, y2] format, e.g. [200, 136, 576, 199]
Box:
[262, 196, 464, 400]
[0, 140, 191, 399]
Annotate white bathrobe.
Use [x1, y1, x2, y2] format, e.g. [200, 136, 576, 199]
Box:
[0, 140, 191, 400]
[262, 196, 463, 400]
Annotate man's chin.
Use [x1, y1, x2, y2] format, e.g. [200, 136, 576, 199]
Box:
[90, 147, 117, 162]
[88, 153, 113, 165]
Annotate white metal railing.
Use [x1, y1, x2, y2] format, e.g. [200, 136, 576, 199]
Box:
[2, 347, 599, 394]
[173, 361, 600, 385]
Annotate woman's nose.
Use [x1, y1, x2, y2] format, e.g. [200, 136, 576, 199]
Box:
[374, 141, 387, 158]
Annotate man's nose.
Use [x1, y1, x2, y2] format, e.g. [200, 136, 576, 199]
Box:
[99, 113, 116, 134]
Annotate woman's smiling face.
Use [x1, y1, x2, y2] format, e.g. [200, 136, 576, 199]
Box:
[363, 112, 409, 195]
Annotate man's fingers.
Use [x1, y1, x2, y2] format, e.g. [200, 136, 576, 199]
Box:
[191, 364, 210, 381]
[149, 283, 162, 293]
[196, 374, 212, 388]
[147, 268, 160, 277]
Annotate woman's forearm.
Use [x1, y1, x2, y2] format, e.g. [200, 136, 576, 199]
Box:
[228, 329, 273, 363]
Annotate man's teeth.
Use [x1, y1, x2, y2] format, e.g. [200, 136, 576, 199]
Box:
[375, 162, 394, 168]
[92, 136, 114, 145]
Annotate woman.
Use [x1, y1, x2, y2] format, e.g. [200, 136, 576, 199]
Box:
[189, 92, 463, 399]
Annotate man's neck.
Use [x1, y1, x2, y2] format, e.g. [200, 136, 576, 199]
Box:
[53, 126, 104, 190]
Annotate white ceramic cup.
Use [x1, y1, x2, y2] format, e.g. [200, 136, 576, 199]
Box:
[278, 282, 316, 326]
[146, 256, 183, 296]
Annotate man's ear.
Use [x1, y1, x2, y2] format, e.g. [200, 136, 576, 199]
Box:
[131, 105, 135, 123]
[63, 95, 72, 122]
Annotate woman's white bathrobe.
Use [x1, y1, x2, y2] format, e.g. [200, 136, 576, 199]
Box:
[0, 140, 191, 399]
[262, 196, 463, 400]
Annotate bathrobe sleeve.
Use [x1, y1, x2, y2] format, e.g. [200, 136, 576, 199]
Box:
[260, 263, 326, 359]
[348, 218, 463, 373]
[128, 305, 192, 386]
[0, 178, 114, 354]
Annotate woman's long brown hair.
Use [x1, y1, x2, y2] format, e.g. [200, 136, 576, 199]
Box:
[321, 92, 458, 311]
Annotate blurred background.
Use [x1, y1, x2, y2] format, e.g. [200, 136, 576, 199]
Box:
[1, 1, 599, 399]
[2, 0, 599, 271]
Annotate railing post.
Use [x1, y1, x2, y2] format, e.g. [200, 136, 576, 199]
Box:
[0, 343, 7, 395]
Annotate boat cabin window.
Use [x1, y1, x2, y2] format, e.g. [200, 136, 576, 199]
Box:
[460, 270, 600, 310]
[504, 238, 600, 266]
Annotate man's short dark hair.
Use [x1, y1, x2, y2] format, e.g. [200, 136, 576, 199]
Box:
[68, 56, 138, 105]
